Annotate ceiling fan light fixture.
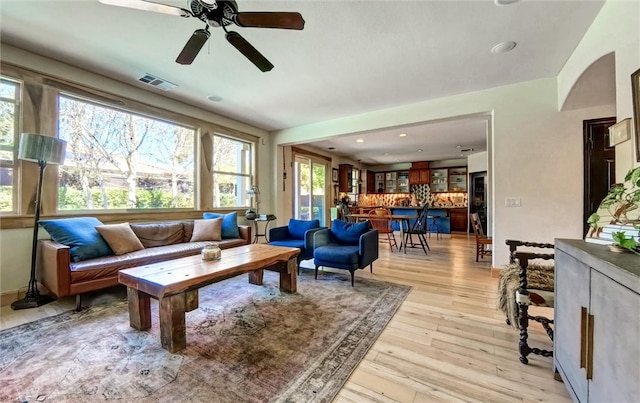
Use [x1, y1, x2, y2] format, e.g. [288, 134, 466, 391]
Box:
[491, 41, 517, 54]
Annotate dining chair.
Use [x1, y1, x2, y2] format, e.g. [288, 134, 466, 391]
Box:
[401, 205, 430, 255]
[368, 208, 397, 252]
[470, 212, 492, 262]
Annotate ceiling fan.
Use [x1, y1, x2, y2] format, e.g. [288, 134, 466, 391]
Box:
[99, 0, 305, 72]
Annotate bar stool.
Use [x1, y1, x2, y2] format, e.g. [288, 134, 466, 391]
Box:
[427, 214, 441, 239]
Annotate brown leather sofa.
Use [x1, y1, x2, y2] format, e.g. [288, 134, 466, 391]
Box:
[39, 220, 251, 308]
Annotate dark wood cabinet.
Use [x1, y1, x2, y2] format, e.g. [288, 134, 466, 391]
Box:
[409, 168, 430, 185]
[366, 171, 376, 193]
[409, 162, 430, 185]
[338, 164, 353, 193]
[449, 208, 468, 232]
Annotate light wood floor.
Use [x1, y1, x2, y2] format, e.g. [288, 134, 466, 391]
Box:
[0, 233, 568, 402]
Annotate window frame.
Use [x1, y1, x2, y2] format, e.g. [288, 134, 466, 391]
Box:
[0, 63, 259, 229]
[211, 132, 255, 209]
[56, 92, 198, 213]
[0, 76, 22, 215]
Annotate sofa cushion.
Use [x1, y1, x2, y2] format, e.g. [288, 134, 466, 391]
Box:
[331, 219, 370, 245]
[190, 218, 223, 242]
[203, 212, 240, 239]
[130, 222, 184, 248]
[40, 217, 114, 262]
[95, 223, 144, 255]
[288, 219, 320, 240]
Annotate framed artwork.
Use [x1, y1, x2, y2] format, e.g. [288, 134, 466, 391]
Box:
[608, 118, 632, 147]
[332, 168, 339, 183]
[632, 68, 640, 162]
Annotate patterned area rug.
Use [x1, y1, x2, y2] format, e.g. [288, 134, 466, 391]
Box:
[0, 270, 410, 403]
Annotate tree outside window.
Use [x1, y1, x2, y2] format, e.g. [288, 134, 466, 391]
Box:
[57, 95, 195, 210]
[0, 77, 19, 213]
[212, 135, 253, 208]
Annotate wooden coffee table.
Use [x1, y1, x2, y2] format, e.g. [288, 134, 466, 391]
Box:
[118, 244, 300, 352]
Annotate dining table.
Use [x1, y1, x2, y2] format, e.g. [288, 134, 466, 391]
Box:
[347, 213, 418, 253]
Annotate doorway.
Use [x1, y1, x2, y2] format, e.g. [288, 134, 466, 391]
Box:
[583, 117, 616, 236]
[293, 154, 327, 226]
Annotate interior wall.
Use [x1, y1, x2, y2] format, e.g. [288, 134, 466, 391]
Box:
[557, 0, 640, 177]
[468, 151, 488, 173]
[272, 77, 616, 266]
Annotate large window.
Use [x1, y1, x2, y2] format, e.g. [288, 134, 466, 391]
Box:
[58, 95, 195, 210]
[212, 134, 253, 208]
[0, 77, 20, 213]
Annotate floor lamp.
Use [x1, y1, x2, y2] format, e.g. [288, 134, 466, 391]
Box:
[11, 133, 66, 310]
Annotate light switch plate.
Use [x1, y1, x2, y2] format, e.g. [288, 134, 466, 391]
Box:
[505, 197, 521, 207]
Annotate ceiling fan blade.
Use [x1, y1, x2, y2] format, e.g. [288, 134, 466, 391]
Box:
[98, 0, 191, 17]
[226, 31, 274, 72]
[176, 29, 210, 65]
[234, 12, 305, 30]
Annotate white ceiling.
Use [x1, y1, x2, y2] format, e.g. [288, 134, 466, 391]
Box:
[0, 0, 605, 164]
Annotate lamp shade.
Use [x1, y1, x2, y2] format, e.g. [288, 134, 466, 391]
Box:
[18, 133, 66, 165]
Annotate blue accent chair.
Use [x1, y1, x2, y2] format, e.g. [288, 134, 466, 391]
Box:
[268, 219, 323, 273]
[313, 219, 379, 286]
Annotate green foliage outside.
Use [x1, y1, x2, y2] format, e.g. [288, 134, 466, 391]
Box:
[58, 187, 193, 210]
[0, 186, 11, 211]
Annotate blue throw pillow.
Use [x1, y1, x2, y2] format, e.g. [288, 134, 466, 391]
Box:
[331, 219, 370, 245]
[39, 217, 114, 262]
[288, 219, 320, 239]
[202, 212, 240, 239]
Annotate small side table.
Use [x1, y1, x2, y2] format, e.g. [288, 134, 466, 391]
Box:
[248, 216, 276, 243]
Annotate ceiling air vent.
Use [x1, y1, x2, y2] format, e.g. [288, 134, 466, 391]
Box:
[138, 74, 177, 91]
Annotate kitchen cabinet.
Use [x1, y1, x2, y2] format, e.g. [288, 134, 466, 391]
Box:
[448, 167, 467, 192]
[366, 171, 376, 194]
[372, 171, 410, 193]
[431, 169, 448, 192]
[449, 208, 468, 232]
[554, 239, 640, 403]
[409, 168, 430, 185]
[338, 164, 353, 193]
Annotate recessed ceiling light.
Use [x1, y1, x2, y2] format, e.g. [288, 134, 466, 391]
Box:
[207, 95, 223, 102]
[384, 152, 389, 156]
[356, 139, 364, 143]
[399, 133, 407, 137]
[327, 147, 336, 150]
[494, 0, 519, 5]
[456, 145, 462, 149]
[491, 41, 517, 54]
[417, 149, 423, 152]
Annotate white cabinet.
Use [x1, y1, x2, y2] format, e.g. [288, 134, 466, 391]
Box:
[554, 240, 640, 403]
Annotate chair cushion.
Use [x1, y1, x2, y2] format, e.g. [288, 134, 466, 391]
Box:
[288, 219, 320, 240]
[314, 245, 360, 265]
[516, 289, 554, 308]
[269, 239, 306, 250]
[40, 217, 114, 262]
[95, 222, 144, 256]
[331, 219, 369, 245]
[203, 212, 240, 239]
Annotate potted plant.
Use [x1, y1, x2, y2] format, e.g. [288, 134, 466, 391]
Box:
[587, 166, 640, 254]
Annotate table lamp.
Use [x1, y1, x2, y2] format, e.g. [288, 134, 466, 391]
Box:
[11, 133, 66, 310]
[248, 185, 261, 215]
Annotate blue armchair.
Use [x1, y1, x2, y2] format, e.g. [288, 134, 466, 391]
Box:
[268, 219, 322, 272]
[313, 219, 379, 286]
